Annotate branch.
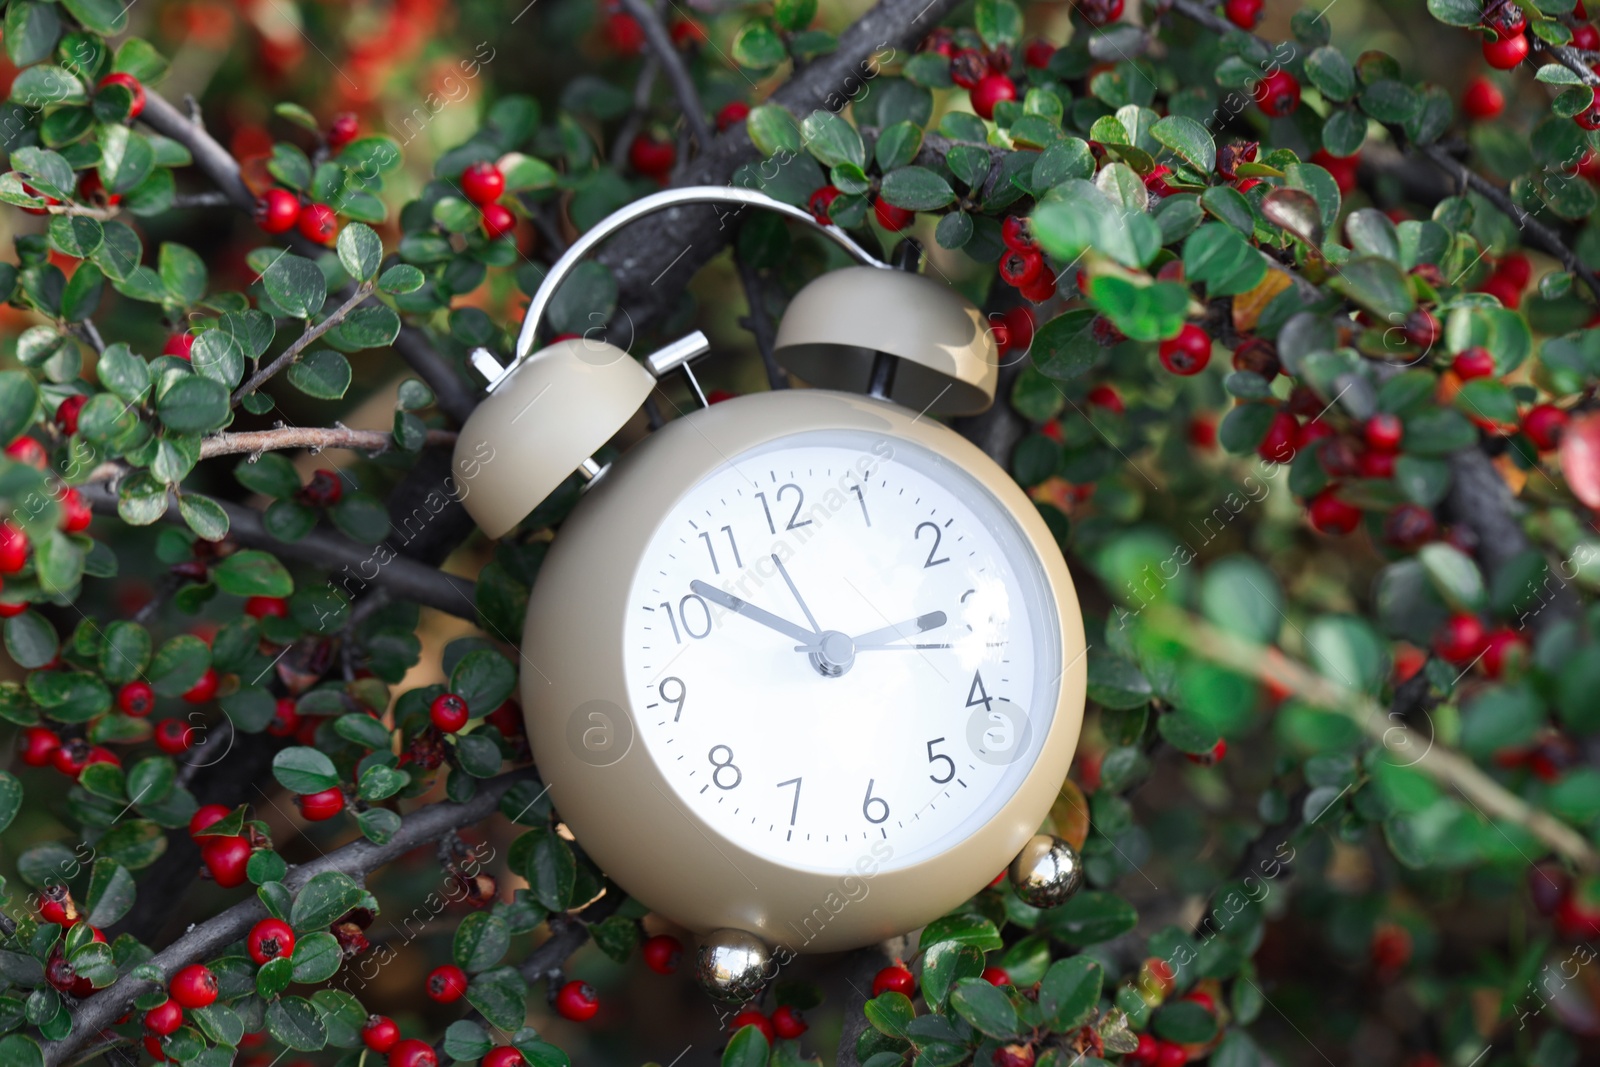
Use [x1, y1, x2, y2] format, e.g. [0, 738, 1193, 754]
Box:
[79, 481, 479, 620]
[139, 92, 256, 212]
[734, 252, 789, 390]
[393, 326, 478, 426]
[609, 55, 662, 166]
[618, 0, 713, 152]
[1545, 42, 1600, 88]
[1419, 143, 1600, 307]
[44, 201, 119, 220]
[232, 282, 375, 405]
[1150, 609, 1600, 871]
[199, 425, 457, 460]
[42, 770, 536, 1067]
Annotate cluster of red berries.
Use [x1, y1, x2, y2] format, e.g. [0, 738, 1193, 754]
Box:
[461, 160, 517, 240]
[805, 184, 915, 233]
[1529, 865, 1600, 942]
[255, 188, 340, 246]
[37, 888, 104, 997]
[20, 730, 118, 779]
[999, 217, 1057, 304]
[1125, 1032, 1195, 1067]
[1481, 1, 1531, 70]
[191, 802, 256, 887]
[727, 1003, 810, 1043]
[1432, 614, 1531, 678]
[1475, 251, 1530, 309]
[599, 0, 704, 57]
[1494, 729, 1579, 781]
[142, 964, 219, 1059]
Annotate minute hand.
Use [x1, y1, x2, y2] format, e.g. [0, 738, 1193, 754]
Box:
[796, 611, 949, 651]
[690, 581, 818, 644]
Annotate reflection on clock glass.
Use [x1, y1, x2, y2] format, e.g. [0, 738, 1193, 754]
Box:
[621, 429, 1063, 874]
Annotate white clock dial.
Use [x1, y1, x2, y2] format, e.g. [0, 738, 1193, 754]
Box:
[622, 428, 1062, 875]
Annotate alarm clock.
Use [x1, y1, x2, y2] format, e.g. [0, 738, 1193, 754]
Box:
[454, 187, 1088, 1001]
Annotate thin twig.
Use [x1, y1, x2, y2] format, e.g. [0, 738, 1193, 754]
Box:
[43, 202, 119, 220]
[199, 425, 457, 460]
[76, 319, 106, 355]
[170, 191, 234, 209]
[231, 282, 374, 405]
[618, 0, 713, 152]
[41, 770, 536, 1067]
[734, 252, 788, 390]
[1150, 609, 1600, 871]
[610, 55, 662, 165]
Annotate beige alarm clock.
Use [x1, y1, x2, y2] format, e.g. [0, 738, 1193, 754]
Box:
[454, 188, 1088, 1001]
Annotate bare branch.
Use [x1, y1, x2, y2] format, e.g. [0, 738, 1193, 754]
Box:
[734, 252, 789, 390]
[43, 201, 119, 220]
[79, 481, 479, 620]
[232, 282, 375, 405]
[139, 92, 257, 212]
[618, 0, 714, 152]
[41, 770, 537, 1067]
[199, 425, 457, 460]
[609, 55, 662, 166]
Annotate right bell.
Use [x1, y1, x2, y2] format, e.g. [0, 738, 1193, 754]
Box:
[772, 265, 1000, 417]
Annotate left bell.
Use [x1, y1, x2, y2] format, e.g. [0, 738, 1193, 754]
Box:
[450, 338, 655, 539]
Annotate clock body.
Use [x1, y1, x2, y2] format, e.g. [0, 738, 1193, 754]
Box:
[520, 388, 1086, 953]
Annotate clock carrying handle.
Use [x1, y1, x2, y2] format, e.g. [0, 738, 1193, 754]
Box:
[483, 186, 895, 392]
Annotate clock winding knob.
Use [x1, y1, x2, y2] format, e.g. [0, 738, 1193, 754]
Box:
[694, 928, 771, 1004]
[1008, 834, 1084, 909]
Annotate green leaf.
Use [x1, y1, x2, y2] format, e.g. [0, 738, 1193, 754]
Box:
[875, 121, 923, 171]
[289, 871, 365, 933]
[261, 254, 328, 319]
[6, 612, 60, 670]
[919, 912, 1003, 952]
[864, 991, 913, 1037]
[98, 819, 167, 869]
[266, 997, 327, 1051]
[335, 224, 382, 281]
[450, 649, 517, 715]
[0, 1036, 44, 1067]
[356, 807, 401, 844]
[1032, 308, 1099, 380]
[453, 911, 511, 972]
[286, 350, 352, 400]
[126, 756, 175, 806]
[950, 978, 1019, 1038]
[723, 1025, 770, 1067]
[1154, 1000, 1220, 1044]
[1151, 115, 1215, 173]
[880, 166, 955, 211]
[800, 110, 865, 168]
[213, 550, 293, 597]
[11, 66, 86, 108]
[1086, 276, 1189, 342]
[1041, 891, 1138, 945]
[379, 264, 424, 294]
[1158, 709, 1221, 754]
[0, 371, 40, 448]
[272, 747, 340, 794]
[1039, 956, 1102, 1031]
[0, 772, 21, 835]
[444, 1021, 494, 1063]
[974, 0, 1023, 49]
[61, 0, 128, 35]
[290, 931, 343, 984]
[157, 375, 229, 434]
[464, 968, 530, 1032]
[1418, 543, 1486, 612]
[159, 243, 207, 305]
[1426, 0, 1481, 27]
[178, 494, 229, 542]
[747, 105, 801, 157]
[733, 17, 786, 69]
[5, 3, 61, 67]
[920, 940, 985, 1008]
[96, 343, 150, 404]
[1305, 47, 1357, 102]
[517, 827, 576, 911]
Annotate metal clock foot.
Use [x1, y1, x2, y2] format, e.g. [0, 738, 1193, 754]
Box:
[695, 928, 772, 1004]
[1008, 834, 1085, 909]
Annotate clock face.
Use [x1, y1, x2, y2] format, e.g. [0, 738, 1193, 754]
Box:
[621, 428, 1063, 875]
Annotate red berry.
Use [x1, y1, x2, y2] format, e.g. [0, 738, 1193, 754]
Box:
[950, 48, 986, 90]
[96, 73, 146, 119]
[999, 248, 1044, 288]
[145, 998, 183, 1036]
[1127, 1033, 1161, 1067]
[461, 161, 505, 205]
[267, 697, 301, 738]
[603, 11, 645, 55]
[1077, 0, 1124, 27]
[154, 718, 196, 754]
[20, 726, 60, 767]
[1086, 384, 1124, 415]
[243, 595, 289, 619]
[1186, 738, 1227, 765]
[38, 887, 75, 926]
[1434, 613, 1487, 665]
[994, 1045, 1036, 1067]
[430, 693, 470, 733]
[426, 964, 468, 1004]
[1383, 504, 1437, 549]
[1143, 164, 1174, 197]
[729, 1008, 775, 1043]
[1462, 76, 1505, 120]
[170, 964, 218, 1009]
[1159, 324, 1212, 375]
[297, 787, 346, 822]
[981, 966, 1011, 987]
[256, 188, 300, 233]
[874, 196, 915, 232]
[1497, 253, 1533, 288]
[1364, 413, 1404, 452]
[0, 522, 27, 574]
[1155, 1042, 1189, 1067]
[1483, 33, 1529, 70]
[1523, 403, 1569, 451]
[641, 933, 683, 975]
[1224, 0, 1263, 30]
[297, 203, 339, 245]
[555, 979, 599, 1021]
[182, 667, 218, 704]
[189, 804, 231, 837]
[114, 678, 154, 716]
[1481, 628, 1529, 679]
[1453, 347, 1495, 380]
[1001, 215, 1034, 252]
[327, 112, 360, 151]
[481, 203, 516, 241]
[1308, 488, 1362, 536]
[1576, 23, 1600, 50]
[629, 135, 676, 179]
[1257, 410, 1299, 463]
[202, 834, 252, 888]
[1024, 39, 1055, 69]
[486, 699, 524, 738]
[362, 1016, 401, 1053]
[302, 469, 343, 506]
[53, 486, 88, 535]
[483, 1049, 526, 1067]
[671, 18, 706, 46]
[970, 73, 1018, 120]
[1578, 87, 1600, 131]
[717, 101, 751, 131]
[807, 185, 841, 224]
[771, 1004, 808, 1039]
[1253, 70, 1301, 117]
[55, 395, 87, 436]
[248, 918, 296, 964]
[1019, 266, 1057, 303]
[872, 965, 915, 997]
[388, 1038, 439, 1067]
[1310, 149, 1359, 196]
[52, 739, 95, 779]
[163, 333, 195, 360]
[1403, 309, 1441, 349]
[143, 1035, 170, 1063]
[995, 306, 1036, 354]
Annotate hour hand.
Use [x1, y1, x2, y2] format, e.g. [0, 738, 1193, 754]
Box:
[690, 581, 818, 644]
[796, 611, 950, 651]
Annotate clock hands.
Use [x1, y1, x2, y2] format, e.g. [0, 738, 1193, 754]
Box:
[689, 581, 818, 645]
[771, 554, 822, 633]
[796, 611, 950, 652]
